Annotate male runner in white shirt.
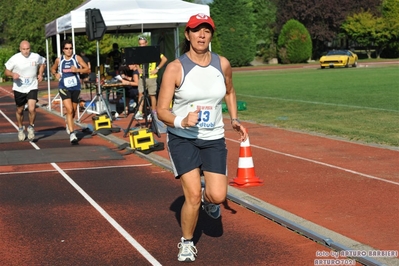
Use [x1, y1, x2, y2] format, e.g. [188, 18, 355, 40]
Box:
[5, 40, 45, 141]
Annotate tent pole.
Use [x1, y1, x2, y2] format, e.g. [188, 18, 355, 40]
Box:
[46, 39, 51, 111]
[77, 40, 112, 122]
[56, 34, 61, 58]
[175, 27, 180, 58]
[71, 28, 76, 54]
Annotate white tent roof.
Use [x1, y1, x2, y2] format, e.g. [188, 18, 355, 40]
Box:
[45, 0, 210, 38]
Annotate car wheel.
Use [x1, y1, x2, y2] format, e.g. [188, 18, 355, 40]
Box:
[321, 66, 325, 69]
[352, 61, 358, 67]
[345, 58, 349, 68]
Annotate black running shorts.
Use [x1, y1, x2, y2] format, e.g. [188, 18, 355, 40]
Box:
[14, 90, 38, 107]
[59, 89, 81, 103]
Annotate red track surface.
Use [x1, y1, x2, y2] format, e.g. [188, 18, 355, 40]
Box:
[1, 63, 398, 265]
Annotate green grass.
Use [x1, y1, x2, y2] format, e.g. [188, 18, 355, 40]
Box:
[231, 65, 399, 147]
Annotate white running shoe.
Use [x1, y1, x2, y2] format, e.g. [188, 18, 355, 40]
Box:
[135, 111, 143, 120]
[18, 126, 26, 141]
[177, 237, 197, 262]
[27, 125, 35, 141]
[70, 132, 78, 144]
[130, 102, 137, 109]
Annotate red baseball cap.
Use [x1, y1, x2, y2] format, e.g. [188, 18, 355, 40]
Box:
[186, 13, 215, 31]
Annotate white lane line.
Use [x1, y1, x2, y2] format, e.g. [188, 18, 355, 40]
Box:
[2, 106, 160, 265]
[0, 86, 13, 95]
[0, 164, 153, 175]
[0, 109, 18, 128]
[51, 163, 162, 266]
[237, 94, 399, 113]
[226, 138, 399, 186]
[0, 109, 40, 150]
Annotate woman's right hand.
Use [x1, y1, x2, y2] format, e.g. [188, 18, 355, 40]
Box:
[184, 109, 200, 127]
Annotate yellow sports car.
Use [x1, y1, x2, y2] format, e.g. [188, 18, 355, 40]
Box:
[320, 50, 358, 69]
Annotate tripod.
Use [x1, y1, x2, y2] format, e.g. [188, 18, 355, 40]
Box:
[78, 40, 111, 122]
[123, 66, 159, 138]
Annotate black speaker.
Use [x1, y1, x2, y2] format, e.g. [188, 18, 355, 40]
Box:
[85, 8, 107, 41]
[51, 36, 57, 54]
[122, 46, 161, 65]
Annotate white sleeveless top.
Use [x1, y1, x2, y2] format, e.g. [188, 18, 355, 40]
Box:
[168, 52, 226, 140]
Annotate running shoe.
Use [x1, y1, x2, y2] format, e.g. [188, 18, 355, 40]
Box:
[70, 132, 78, 144]
[18, 126, 26, 141]
[177, 237, 197, 262]
[130, 102, 137, 109]
[135, 111, 143, 120]
[27, 125, 35, 141]
[202, 201, 221, 219]
[201, 187, 221, 219]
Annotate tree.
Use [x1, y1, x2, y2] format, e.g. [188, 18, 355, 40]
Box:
[373, 17, 394, 58]
[277, 19, 312, 64]
[381, 0, 399, 31]
[0, 0, 84, 55]
[380, 0, 399, 57]
[0, 47, 15, 80]
[210, 0, 256, 67]
[342, 10, 393, 58]
[275, 0, 382, 58]
[0, 0, 15, 45]
[252, 0, 278, 61]
[341, 12, 377, 58]
[0, 0, 141, 64]
[382, 0, 399, 38]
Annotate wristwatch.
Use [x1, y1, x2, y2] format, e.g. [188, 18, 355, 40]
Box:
[156, 66, 160, 70]
[231, 118, 240, 123]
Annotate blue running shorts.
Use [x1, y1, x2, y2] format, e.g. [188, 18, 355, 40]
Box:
[167, 132, 227, 179]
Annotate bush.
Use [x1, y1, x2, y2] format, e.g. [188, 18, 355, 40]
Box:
[277, 19, 312, 64]
[257, 41, 278, 62]
[0, 47, 15, 80]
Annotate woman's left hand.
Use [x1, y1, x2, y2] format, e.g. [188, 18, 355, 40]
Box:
[232, 120, 247, 142]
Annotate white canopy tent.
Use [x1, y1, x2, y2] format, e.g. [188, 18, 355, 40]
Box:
[45, 0, 210, 54]
[44, 0, 210, 111]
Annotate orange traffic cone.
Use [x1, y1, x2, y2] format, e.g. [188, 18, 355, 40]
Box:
[230, 135, 263, 187]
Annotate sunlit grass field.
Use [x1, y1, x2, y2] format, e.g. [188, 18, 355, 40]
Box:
[231, 65, 399, 147]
